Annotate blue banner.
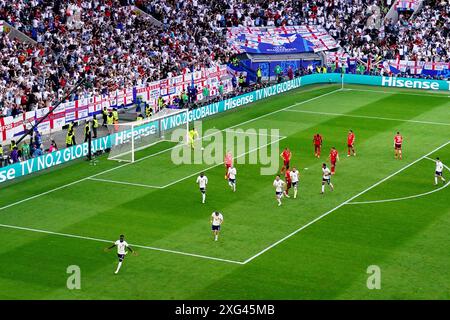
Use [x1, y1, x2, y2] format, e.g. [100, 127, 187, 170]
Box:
[227, 26, 339, 54]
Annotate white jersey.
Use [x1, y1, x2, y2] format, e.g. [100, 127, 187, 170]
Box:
[211, 212, 224, 226]
[115, 240, 128, 255]
[228, 167, 237, 179]
[290, 170, 299, 183]
[196, 175, 208, 188]
[322, 167, 331, 179]
[273, 179, 285, 192]
[436, 161, 443, 173]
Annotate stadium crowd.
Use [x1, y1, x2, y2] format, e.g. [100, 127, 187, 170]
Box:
[0, 0, 449, 148]
[1, 0, 449, 116]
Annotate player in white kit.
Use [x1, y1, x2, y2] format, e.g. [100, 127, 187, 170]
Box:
[105, 234, 136, 274]
[321, 163, 334, 194]
[290, 167, 300, 199]
[196, 172, 208, 203]
[227, 166, 237, 192]
[273, 175, 285, 206]
[210, 211, 224, 241]
[434, 157, 446, 185]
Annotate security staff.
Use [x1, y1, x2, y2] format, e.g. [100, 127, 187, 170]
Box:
[84, 121, 91, 143]
[92, 117, 99, 138]
[102, 107, 108, 127]
[157, 96, 164, 110]
[107, 112, 114, 126]
[10, 140, 17, 152]
[136, 113, 144, 121]
[112, 108, 119, 123]
[66, 129, 75, 147]
[256, 67, 262, 84]
[145, 105, 152, 118]
[0, 144, 3, 167]
[238, 73, 245, 88]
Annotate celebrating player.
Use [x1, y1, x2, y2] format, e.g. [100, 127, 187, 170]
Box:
[290, 167, 300, 199]
[224, 151, 233, 179]
[104, 234, 136, 274]
[347, 130, 356, 157]
[329, 147, 339, 175]
[189, 127, 199, 149]
[273, 175, 286, 206]
[196, 172, 208, 204]
[280, 147, 291, 173]
[434, 157, 446, 185]
[313, 133, 323, 158]
[284, 167, 292, 198]
[321, 163, 334, 194]
[210, 211, 224, 241]
[394, 131, 403, 160]
[227, 165, 237, 192]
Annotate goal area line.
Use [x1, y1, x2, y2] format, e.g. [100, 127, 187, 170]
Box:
[89, 134, 287, 189]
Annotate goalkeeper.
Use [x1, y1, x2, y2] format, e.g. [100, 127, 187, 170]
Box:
[188, 127, 199, 149]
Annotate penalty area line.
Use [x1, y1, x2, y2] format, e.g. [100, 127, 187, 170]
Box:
[242, 140, 450, 264]
[347, 157, 450, 205]
[0, 223, 245, 265]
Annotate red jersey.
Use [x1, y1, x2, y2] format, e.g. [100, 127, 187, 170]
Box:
[330, 149, 339, 162]
[285, 170, 291, 183]
[313, 134, 322, 146]
[394, 134, 403, 145]
[282, 150, 291, 161]
[347, 132, 355, 145]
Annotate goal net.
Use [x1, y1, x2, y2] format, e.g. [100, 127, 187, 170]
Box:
[107, 108, 189, 163]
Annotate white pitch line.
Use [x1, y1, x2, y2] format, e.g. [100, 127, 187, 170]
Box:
[348, 157, 450, 205]
[161, 136, 286, 189]
[284, 109, 450, 127]
[223, 129, 287, 138]
[88, 177, 164, 189]
[346, 87, 450, 98]
[227, 88, 341, 130]
[242, 140, 450, 264]
[0, 86, 340, 211]
[0, 223, 244, 265]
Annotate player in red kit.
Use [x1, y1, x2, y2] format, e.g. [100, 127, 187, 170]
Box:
[280, 147, 291, 173]
[347, 130, 356, 157]
[284, 167, 292, 198]
[329, 147, 339, 175]
[394, 132, 403, 160]
[313, 133, 323, 158]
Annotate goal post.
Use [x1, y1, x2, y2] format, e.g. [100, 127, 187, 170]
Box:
[107, 108, 189, 163]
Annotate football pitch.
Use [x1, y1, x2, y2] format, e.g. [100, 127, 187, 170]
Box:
[1, 84, 449, 299]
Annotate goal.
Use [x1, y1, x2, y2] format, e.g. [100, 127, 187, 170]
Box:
[107, 108, 189, 163]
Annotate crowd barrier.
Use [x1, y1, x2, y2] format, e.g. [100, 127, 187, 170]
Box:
[1, 73, 449, 184]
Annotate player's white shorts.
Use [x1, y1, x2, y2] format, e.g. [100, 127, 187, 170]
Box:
[275, 191, 283, 198]
[322, 178, 331, 185]
[228, 178, 236, 184]
[292, 181, 298, 188]
[435, 171, 443, 176]
[200, 187, 206, 194]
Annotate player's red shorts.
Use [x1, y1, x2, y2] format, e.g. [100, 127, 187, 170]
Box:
[347, 143, 354, 148]
[331, 160, 336, 166]
[395, 144, 402, 150]
[314, 145, 321, 152]
[225, 163, 232, 169]
[286, 181, 292, 189]
[283, 160, 290, 167]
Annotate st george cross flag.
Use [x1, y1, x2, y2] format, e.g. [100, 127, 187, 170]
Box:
[408, 60, 425, 74]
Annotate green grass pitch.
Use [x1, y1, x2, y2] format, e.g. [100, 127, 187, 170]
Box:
[0, 84, 449, 299]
